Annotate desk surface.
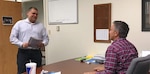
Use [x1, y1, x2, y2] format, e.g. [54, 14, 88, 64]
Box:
[24, 59, 104, 74]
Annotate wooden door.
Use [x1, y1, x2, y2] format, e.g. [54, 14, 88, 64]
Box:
[0, 1, 21, 74]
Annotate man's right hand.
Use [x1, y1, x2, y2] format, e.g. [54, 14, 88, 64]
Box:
[94, 65, 105, 72]
[22, 43, 29, 48]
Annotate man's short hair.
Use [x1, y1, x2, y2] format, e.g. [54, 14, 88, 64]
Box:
[113, 21, 129, 38]
[28, 7, 38, 12]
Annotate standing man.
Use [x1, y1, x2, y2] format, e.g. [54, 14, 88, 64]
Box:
[10, 7, 49, 74]
[84, 21, 138, 74]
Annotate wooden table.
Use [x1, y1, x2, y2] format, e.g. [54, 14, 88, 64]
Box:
[23, 59, 104, 74]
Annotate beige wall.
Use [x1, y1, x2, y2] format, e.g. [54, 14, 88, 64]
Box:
[44, 0, 149, 64]
[22, 0, 43, 24]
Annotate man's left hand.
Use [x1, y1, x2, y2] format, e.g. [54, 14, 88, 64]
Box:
[38, 42, 44, 48]
[83, 71, 97, 74]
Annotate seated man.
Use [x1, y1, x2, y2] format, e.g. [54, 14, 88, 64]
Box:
[84, 21, 138, 74]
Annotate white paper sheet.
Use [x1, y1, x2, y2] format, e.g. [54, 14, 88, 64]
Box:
[96, 29, 109, 40]
[142, 50, 150, 57]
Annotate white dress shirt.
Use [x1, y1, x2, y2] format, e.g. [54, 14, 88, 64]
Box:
[10, 18, 49, 47]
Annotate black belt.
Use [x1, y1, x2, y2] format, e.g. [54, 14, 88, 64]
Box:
[19, 47, 40, 50]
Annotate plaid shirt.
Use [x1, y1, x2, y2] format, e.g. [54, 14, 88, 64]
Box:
[97, 38, 138, 74]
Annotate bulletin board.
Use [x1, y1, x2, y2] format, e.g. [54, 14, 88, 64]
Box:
[48, 0, 78, 25]
[94, 3, 111, 43]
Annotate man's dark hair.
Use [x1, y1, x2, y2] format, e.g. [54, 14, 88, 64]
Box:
[28, 7, 38, 12]
[113, 21, 129, 38]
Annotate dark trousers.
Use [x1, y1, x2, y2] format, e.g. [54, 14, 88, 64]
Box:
[17, 48, 42, 74]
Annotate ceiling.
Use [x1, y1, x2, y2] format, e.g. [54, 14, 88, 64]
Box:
[4, 0, 39, 2]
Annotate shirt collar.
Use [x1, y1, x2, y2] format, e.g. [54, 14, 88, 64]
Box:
[112, 38, 126, 43]
[25, 18, 37, 25]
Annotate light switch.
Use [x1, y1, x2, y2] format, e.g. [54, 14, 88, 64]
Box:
[56, 26, 60, 32]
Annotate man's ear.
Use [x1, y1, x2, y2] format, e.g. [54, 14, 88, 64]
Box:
[114, 31, 119, 37]
[26, 11, 30, 16]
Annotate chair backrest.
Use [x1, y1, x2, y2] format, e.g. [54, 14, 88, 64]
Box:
[126, 55, 150, 74]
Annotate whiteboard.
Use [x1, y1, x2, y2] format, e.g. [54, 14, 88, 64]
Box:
[48, 0, 78, 24]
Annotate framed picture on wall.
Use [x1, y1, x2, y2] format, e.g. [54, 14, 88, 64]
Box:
[142, 0, 150, 31]
[2, 16, 13, 25]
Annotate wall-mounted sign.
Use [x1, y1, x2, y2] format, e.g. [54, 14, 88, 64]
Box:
[2, 16, 13, 25]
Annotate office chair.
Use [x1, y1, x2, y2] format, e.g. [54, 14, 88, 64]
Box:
[126, 55, 150, 74]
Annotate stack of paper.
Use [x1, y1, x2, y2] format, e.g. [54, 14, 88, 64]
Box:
[93, 54, 105, 61]
[40, 70, 61, 74]
[48, 71, 61, 74]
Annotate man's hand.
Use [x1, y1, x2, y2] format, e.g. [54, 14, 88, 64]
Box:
[38, 42, 44, 48]
[22, 43, 29, 48]
[83, 71, 97, 74]
[94, 65, 105, 72]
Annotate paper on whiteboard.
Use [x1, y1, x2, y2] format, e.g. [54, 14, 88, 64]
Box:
[96, 29, 109, 40]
